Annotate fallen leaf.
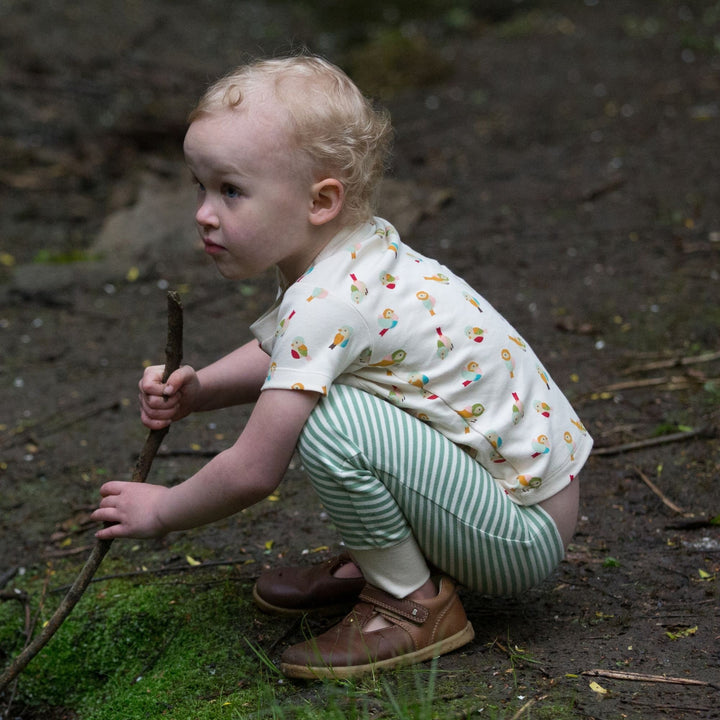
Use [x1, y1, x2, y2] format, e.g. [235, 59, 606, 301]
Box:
[666, 625, 697, 640]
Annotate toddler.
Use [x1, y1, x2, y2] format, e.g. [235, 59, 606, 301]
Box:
[92, 55, 592, 679]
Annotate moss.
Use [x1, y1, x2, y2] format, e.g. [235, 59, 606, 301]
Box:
[1, 558, 582, 719]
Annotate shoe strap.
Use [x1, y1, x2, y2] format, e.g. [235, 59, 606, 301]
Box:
[359, 585, 429, 623]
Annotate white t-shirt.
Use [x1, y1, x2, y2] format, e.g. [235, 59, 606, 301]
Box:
[251, 217, 592, 505]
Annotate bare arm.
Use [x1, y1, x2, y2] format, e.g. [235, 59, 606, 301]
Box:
[192, 339, 271, 411]
[92, 388, 320, 538]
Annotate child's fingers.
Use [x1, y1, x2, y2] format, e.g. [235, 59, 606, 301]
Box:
[140, 413, 173, 430]
[93, 516, 127, 540]
[163, 365, 195, 397]
[98, 481, 124, 498]
[138, 365, 168, 396]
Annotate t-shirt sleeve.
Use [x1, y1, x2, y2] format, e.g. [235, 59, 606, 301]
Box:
[258, 285, 372, 395]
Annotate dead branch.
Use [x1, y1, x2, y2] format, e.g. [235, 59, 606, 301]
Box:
[597, 375, 714, 393]
[0, 291, 183, 695]
[582, 668, 719, 690]
[0, 568, 18, 592]
[621, 350, 720, 375]
[591, 426, 712, 456]
[508, 698, 537, 720]
[0, 399, 121, 450]
[633, 467, 689, 516]
[49, 557, 255, 593]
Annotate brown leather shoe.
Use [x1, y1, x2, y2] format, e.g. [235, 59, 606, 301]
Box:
[280, 576, 475, 679]
[253, 554, 366, 615]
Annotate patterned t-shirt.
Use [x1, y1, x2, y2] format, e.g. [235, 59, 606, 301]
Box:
[251, 217, 592, 505]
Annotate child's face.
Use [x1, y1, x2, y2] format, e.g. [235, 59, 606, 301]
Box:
[183, 100, 320, 281]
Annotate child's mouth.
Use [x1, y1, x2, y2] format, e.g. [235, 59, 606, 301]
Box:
[203, 239, 225, 255]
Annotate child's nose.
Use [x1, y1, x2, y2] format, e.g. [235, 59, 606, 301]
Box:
[196, 199, 219, 228]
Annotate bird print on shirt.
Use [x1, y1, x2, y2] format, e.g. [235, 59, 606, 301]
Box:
[461, 361, 482, 386]
[306, 287, 328, 302]
[436, 327, 453, 359]
[501, 348, 515, 378]
[290, 337, 311, 361]
[465, 326, 485, 343]
[511, 392, 524, 425]
[368, 349, 407, 367]
[564, 431, 577, 460]
[349, 274, 368, 304]
[463, 292, 483, 313]
[531, 434, 550, 457]
[416, 290, 436, 316]
[378, 308, 399, 336]
[329, 326, 353, 350]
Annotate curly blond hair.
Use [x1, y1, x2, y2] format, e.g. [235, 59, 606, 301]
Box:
[189, 55, 393, 225]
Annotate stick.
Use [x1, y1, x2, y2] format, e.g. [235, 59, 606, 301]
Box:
[582, 669, 719, 690]
[633, 467, 688, 516]
[0, 291, 183, 694]
[508, 698, 537, 720]
[591, 427, 711, 456]
[621, 350, 720, 375]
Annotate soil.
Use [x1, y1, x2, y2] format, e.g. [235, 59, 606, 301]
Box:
[1, 1, 719, 718]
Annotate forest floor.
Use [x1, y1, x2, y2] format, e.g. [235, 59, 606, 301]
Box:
[0, 1, 719, 718]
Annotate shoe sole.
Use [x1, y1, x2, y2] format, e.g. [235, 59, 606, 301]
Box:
[280, 621, 475, 680]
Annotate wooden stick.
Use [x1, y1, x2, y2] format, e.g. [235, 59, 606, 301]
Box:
[0, 291, 183, 694]
[509, 698, 537, 720]
[591, 427, 710, 456]
[582, 668, 718, 689]
[621, 350, 720, 375]
[633, 467, 688, 516]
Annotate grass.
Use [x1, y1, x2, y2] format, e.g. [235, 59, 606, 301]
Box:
[0, 557, 580, 719]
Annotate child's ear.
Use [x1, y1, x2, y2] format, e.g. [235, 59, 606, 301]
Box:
[309, 179, 344, 226]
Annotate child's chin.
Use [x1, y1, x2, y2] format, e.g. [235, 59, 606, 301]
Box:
[216, 264, 250, 281]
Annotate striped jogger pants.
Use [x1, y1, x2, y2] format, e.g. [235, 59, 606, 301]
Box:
[297, 383, 565, 597]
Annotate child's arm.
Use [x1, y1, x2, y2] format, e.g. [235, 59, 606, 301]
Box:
[92, 387, 320, 539]
[139, 339, 271, 429]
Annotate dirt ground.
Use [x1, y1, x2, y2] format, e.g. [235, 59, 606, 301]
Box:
[1, 0, 719, 717]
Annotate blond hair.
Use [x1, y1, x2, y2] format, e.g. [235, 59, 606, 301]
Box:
[189, 55, 393, 225]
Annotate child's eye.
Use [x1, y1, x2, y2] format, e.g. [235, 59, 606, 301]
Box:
[222, 184, 241, 199]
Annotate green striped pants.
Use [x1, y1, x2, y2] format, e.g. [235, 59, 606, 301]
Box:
[298, 384, 565, 597]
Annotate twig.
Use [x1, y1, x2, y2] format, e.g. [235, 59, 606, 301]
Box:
[508, 699, 537, 720]
[633, 467, 689, 516]
[0, 399, 121, 450]
[0, 291, 183, 694]
[0, 568, 18, 592]
[621, 350, 720, 375]
[591, 427, 711, 456]
[597, 375, 709, 393]
[582, 669, 719, 690]
[49, 557, 255, 593]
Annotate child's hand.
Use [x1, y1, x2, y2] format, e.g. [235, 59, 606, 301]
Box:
[138, 364, 199, 429]
[92, 481, 169, 539]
